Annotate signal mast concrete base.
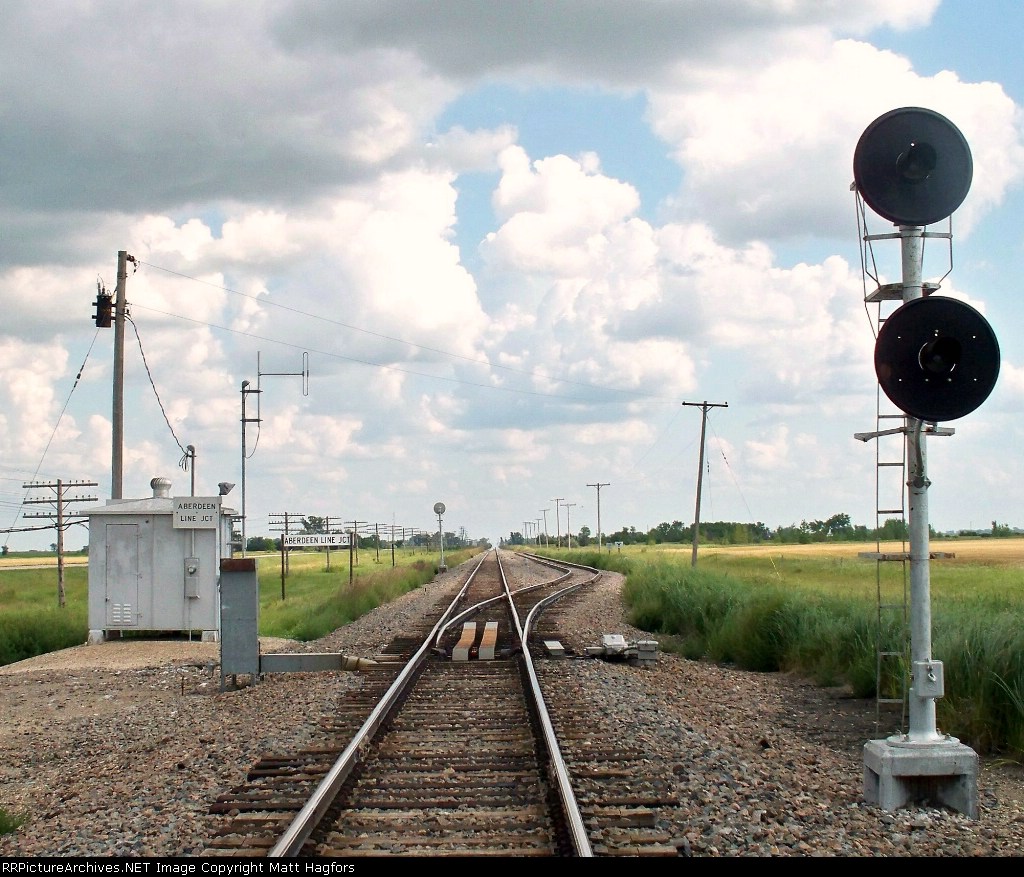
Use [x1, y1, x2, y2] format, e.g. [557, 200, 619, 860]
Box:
[864, 736, 978, 818]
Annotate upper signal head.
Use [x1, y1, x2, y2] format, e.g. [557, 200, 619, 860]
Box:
[853, 107, 972, 226]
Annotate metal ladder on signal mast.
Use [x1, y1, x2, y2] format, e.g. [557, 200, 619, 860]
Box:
[865, 283, 913, 736]
[854, 190, 958, 736]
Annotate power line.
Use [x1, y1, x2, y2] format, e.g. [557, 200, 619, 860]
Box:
[2, 334, 102, 551]
[127, 314, 188, 456]
[130, 300, 644, 403]
[133, 260, 676, 403]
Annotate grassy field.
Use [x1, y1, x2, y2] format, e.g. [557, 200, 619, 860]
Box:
[0, 553, 89, 568]
[543, 537, 1024, 761]
[643, 536, 1024, 564]
[0, 546, 472, 666]
[609, 538, 1024, 604]
[5, 538, 1023, 758]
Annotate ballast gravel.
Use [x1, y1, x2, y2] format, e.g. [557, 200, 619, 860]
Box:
[1, 552, 1022, 858]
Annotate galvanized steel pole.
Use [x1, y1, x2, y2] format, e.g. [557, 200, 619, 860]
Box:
[899, 226, 944, 744]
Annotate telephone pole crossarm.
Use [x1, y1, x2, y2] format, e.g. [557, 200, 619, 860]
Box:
[21, 478, 99, 607]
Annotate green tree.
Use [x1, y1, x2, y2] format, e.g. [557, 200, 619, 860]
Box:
[246, 535, 277, 552]
[878, 517, 908, 540]
[301, 516, 326, 534]
[824, 512, 852, 537]
[728, 523, 747, 544]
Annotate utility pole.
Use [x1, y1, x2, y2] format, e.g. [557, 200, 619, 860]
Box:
[682, 400, 728, 567]
[563, 502, 577, 549]
[551, 498, 564, 548]
[240, 381, 260, 556]
[22, 479, 98, 606]
[373, 523, 384, 563]
[587, 482, 610, 551]
[323, 515, 334, 572]
[239, 352, 309, 557]
[540, 509, 550, 547]
[347, 520, 366, 570]
[269, 512, 304, 598]
[535, 518, 542, 545]
[111, 251, 135, 499]
[184, 445, 196, 496]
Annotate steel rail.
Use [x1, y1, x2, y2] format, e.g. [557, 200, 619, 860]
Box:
[267, 548, 593, 858]
[266, 551, 489, 858]
[498, 551, 595, 857]
[517, 549, 603, 582]
[432, 565, 573, 652]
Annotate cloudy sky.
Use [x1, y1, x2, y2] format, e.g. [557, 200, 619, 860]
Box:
[3, 0, 1022, 551]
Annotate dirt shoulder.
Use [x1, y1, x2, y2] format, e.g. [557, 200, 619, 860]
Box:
[0, 636, 299, 675]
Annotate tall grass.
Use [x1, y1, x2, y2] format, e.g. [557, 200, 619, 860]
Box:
[0, 548, 475, 665]
[0, 547, 474, 837]
[0, 568, 89, 664]
[6, 543, 1023, 760]
[554, 545, 1024, 761]
[258, 550, 472, 640]
[935, 612, 1024, 757]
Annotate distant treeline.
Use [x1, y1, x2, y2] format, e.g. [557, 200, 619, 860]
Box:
[503, 514, 1021, 547]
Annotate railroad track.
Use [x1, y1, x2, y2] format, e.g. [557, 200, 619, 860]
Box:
[203, 548, 684, 857]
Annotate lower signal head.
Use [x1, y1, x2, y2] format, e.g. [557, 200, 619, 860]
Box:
[874, 296, 999, 422]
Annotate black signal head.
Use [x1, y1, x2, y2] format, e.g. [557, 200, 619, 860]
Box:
[854, 107, 972, 226]
[874, 296, 999, 422]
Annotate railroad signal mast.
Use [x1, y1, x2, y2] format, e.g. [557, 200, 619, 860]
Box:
[852, 107, 999, 818]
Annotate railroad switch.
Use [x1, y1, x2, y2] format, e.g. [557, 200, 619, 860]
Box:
[584, 634, 659, 667]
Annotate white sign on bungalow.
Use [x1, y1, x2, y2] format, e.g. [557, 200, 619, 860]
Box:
[172, 496, 221, 529]
[283, 533, 351, 547]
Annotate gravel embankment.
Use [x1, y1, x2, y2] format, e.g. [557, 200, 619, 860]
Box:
[1, 552, 1022, 857]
